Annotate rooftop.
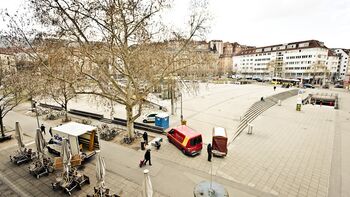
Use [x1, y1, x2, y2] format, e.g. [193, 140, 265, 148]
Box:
[174, 125, 201, 138]
[52, 122, 97, 136]
[235, 40, 328, 56]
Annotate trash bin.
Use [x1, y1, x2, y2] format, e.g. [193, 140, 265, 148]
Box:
[141, 141, 145, 150]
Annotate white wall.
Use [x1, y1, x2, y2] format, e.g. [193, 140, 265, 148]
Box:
[333, 49, 349, 80]
[233, 47, 330, 79]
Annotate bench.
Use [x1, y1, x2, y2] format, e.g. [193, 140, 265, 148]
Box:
[39, 103, 64, 111]
[69, 109, 104, 120]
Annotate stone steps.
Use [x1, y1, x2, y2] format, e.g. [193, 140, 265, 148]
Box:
[231, 89, 298, 143]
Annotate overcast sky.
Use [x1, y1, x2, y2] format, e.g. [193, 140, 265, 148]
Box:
[1, 0, 350, 48]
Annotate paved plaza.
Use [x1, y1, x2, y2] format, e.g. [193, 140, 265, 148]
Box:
[0, 84, 349, 197]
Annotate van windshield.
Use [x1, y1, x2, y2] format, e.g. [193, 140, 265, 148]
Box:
[190, 136, 202, 146]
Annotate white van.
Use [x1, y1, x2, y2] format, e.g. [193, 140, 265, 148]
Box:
[142, 112, 159, 123]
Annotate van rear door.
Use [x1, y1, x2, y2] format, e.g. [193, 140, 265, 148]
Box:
[187, 135, 203, 154]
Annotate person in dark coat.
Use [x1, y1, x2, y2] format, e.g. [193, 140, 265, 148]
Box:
[40, 124, 46, 135]
[273, 86, 276, 91]
[49, 127, 53, 137]
[207, 143, 212, 162]
[144, 149, 152, 166]
[142, 132, 148, 145]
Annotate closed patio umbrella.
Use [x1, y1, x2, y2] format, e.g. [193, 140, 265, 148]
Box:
[61, 138, 72, 181]
[15, 122, 25, 151]
[96, 151, 106, 188]
[35, 128, 46, 163]
[142, 169, 153, 197]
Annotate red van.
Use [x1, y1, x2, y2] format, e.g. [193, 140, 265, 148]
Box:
[167, 125, 203, 156]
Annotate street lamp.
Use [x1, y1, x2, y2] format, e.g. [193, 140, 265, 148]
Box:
[180, 93, 183, 123]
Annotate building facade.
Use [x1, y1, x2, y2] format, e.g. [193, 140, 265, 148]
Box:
[233, 40, 339, 83]
[331, 48, 350, 80]
[0, 48, 17, 73]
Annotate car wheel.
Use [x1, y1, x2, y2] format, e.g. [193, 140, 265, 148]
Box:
[143, 120, 147, 123]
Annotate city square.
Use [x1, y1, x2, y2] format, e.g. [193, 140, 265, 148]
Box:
[1, 0, 350, 197]
[0, 84, 349, 197]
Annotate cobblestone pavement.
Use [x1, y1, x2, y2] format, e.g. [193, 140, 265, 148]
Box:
[220, 99, 334, 197]
[153, 89, 349, 197]
[1, 86, 349, 197]
[40, 84, 292, 143]
[0, 144, 167, 197]
[0, 179, 19, 197]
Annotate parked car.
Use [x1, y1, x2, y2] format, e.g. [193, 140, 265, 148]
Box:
[322, 84, 330, 89]
[303, 83, 315, 89]
[167, 125, 203, 156]
[255, 77, 263, 82]
[334, 84, 344, 88]
[142, 112, 159, 123]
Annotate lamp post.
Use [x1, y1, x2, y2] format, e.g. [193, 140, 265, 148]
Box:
[180, 93, 183, 123]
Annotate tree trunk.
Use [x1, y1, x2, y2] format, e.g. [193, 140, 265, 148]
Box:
[171, 82, 175, 115]
[0, 116, 4, 137]
[30, 96, 34, 108]
[126, 105, 134, 139]
[64, 102, 69, 122]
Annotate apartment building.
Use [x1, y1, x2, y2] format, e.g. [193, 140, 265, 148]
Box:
[233, 40, 338, 83]
[0, 48, 17, 73]
[209, 41, 254, 75]
[331, 48, 350, 80]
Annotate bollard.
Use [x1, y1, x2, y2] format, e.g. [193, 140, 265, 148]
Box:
[141, 141, 145, 150]
[278, 100, 281, 106]
[247, 124, 253, 135]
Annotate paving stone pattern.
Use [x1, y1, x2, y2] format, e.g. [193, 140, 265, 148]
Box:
[154, 95, 336, 197]
[218, 97, 334, 197]
[0, 179, 19, 197]
[0, 146, 166, 197]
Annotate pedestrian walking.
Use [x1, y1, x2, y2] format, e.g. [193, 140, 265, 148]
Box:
[40, 124, 46, 135]
[144, 149, 152, 166]
[143, 132, 148, 145]
[273, 86, 276, 91]
[49, 127, 52, 137]
[207, 143, 212, 162]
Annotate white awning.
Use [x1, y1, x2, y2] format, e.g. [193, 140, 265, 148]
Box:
[53, 122, 97, 137]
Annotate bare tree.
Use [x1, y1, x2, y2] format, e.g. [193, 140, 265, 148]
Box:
[19, 62, 45, 108]
[38, 41, 79, 122]
[0, 63, 23, 138]
[17, 0, 210, 140]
